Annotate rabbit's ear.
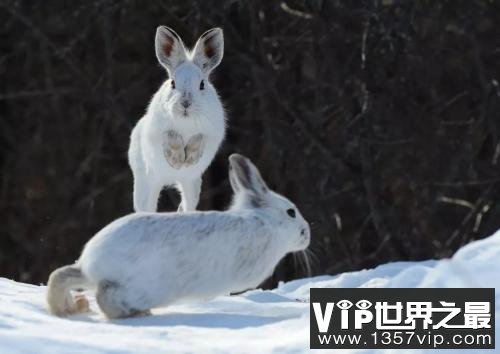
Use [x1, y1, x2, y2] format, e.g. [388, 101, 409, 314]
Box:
[228, 154, 269, 197]
[192, 28, 224, 74]
[228, 164, 241, 194]
[155, 26, 187, 74]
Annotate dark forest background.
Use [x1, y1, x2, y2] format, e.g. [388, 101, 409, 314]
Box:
[0, 0, 499, 286]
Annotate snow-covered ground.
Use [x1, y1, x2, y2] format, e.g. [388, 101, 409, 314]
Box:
[1, 230, 499, 353]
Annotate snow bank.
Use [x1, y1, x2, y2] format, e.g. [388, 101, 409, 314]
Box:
[1, 230, 499, 353]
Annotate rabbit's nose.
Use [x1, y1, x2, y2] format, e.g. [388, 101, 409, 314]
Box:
[181, 100, 191, 109]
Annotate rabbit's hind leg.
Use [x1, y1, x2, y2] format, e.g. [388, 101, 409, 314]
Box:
[133, 173, 162, 212]
[96, 280, 151, 319]
[176, 177, 201, 212]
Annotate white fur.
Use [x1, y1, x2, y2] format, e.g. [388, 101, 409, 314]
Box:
[128, 26, 226, 212]
[46, 154, 310, 318]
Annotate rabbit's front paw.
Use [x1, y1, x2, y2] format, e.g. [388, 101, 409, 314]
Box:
[165, 148, 185, 169]
[184, 134, 205, 166]
[163, 130, 186, 169]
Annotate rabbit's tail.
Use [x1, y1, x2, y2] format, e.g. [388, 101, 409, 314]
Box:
[46, 265, 90, 317]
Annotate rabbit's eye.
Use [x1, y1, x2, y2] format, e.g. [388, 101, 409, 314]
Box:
[287, 209, 296, 218]
[171, 80, 176, 89]
[199, 80, 205, 90]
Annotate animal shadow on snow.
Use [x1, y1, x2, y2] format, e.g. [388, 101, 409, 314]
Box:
[117, 312, 290, 329]
[70, 293, 298, 329]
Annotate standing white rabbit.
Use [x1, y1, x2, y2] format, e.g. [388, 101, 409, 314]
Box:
[46, 154, 310, 318]
[128, 26, 226, 212]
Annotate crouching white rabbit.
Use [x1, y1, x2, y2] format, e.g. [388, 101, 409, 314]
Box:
[46, 154, 310, 319]
[128, 26, 226, 212]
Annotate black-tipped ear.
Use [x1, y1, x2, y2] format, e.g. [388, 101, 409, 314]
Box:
[155, 26, 187, 74]
[228, 154, 269, 196]
[192, 28, 224, 73]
